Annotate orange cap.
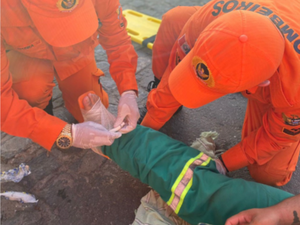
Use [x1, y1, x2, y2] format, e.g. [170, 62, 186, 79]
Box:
[169, 10, 285, 108]
[21, 0, 98, 47]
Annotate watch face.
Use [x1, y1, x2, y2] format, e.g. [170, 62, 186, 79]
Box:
[57, 137, 71, 149]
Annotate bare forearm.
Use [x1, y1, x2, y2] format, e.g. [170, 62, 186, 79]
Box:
[275, 194, 300, 225]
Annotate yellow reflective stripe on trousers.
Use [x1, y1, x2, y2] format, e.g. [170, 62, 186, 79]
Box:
[167, 152, 211, 213]
[175, 155, 211, 214]
[166, 152, 204, 206]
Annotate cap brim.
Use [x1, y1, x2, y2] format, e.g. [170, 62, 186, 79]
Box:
[169, 48, 225, 109]
[29, 0, 98, 47]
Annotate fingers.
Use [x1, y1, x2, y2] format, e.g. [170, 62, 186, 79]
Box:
[88, 93, 99, 105]
[82, 93, 100, 111]
[119, 126, 134, 134]
[107, 132, 122, 145]
[109, 131, 122, 139]
[110, 122, 126, 132]
[91, 130, 122, 146]
[114, 104, 129, 128]
[72, 121, 122, 149]
[114, 105, 139, 134]
[225, 211, 252, 225]
[82, 95, 93, 111]
[114, 115, 126, 128]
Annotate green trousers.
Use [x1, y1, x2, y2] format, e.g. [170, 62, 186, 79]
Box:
[102, 125, 293, 225]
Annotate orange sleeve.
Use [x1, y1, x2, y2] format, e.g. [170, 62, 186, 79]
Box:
[0, 38, 67, 150]
[222, 107, 300, 171]
[95, 0, 138, 95]
[141, 67, 182, 130]
[142, 3, 228, 130]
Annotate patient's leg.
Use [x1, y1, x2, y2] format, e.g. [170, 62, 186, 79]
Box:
[82, 93, 293, 225]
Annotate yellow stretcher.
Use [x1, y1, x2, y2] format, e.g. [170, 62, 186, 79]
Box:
[122, 9, 161, 50]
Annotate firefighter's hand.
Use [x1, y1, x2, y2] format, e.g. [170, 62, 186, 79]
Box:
[214, 158, 228, 175]
[72, 121, 121, 149]
[114, 90, 140, 134]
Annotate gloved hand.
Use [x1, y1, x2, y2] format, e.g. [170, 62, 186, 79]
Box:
[114, 90, 140, 134]
[214, 158, 228, 175]
[72, 121, 121, 149]
[80, 93, 116, 130]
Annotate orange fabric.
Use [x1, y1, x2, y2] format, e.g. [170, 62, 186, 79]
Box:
[0, 44, 67, 150]
[221, 144, 249, 172]
[142, 0, 300, 185]
[55, 59, 109, 123]
[247, 141, 300, 186]
[21, 0, 98, 47]
[1, 0, 138, 150]
[141, 66, 182, 129]
[152, 6, 200, 80]
[141, 6, 200, 128]
[169, 10, 284, 108]
[231, 98, 299, 186]
[7, 50, 55, 109]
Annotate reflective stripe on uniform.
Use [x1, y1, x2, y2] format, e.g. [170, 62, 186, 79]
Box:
[167, 152, 211, 213]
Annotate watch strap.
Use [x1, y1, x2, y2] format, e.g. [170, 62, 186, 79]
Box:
[61, 124, 72, 135]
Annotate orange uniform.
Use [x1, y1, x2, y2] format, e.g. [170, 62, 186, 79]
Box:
[1, 0, 138, 150]
[141, 0, 300, 186]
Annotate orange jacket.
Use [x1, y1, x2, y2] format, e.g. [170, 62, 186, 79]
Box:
[142, 0, 300, 171]
[1, 0, 138, 150]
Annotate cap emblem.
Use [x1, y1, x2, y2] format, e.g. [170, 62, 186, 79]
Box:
[192, 56, 214, 87]
[57, 0, 78, 12]
[282, 113, 300, 126]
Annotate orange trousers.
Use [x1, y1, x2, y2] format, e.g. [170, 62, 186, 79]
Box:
[148, 6, 299, 186]
[142, 6, 201, 130]
[8, 50, 109, 123]
[243, 99, 300, 186]
[152, 6, 200, 80]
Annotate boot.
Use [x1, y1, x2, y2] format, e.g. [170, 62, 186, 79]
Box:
[138, 77, 182, 125]
[43, 98, 53, 116]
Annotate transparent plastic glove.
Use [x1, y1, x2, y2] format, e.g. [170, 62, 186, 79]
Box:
[114, 90, 140, 134]
[214, 158, 227, 175]
[80, 93, 116, 130]
[72, 121, 121, 149]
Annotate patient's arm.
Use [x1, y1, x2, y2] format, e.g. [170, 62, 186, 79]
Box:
[226, 194, 300, 225]
[81, 93, 294, 225]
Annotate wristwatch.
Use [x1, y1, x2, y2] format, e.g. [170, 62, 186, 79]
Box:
[56, 124, 73, 149]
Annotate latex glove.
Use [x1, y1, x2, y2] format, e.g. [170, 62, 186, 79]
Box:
[114, 90, 140, 134]
[72, 121, 121, 149]
[81, 93, 116, 130]
[214, 158, 227, 175]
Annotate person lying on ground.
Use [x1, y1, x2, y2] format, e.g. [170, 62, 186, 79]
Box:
[75, 91, 294, 225]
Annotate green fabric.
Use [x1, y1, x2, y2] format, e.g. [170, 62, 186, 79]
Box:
[102, 125, 294, 225]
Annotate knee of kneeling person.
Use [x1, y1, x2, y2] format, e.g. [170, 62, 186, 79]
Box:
[249, 167, 294, 187]
[12, 80, 55, 109]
